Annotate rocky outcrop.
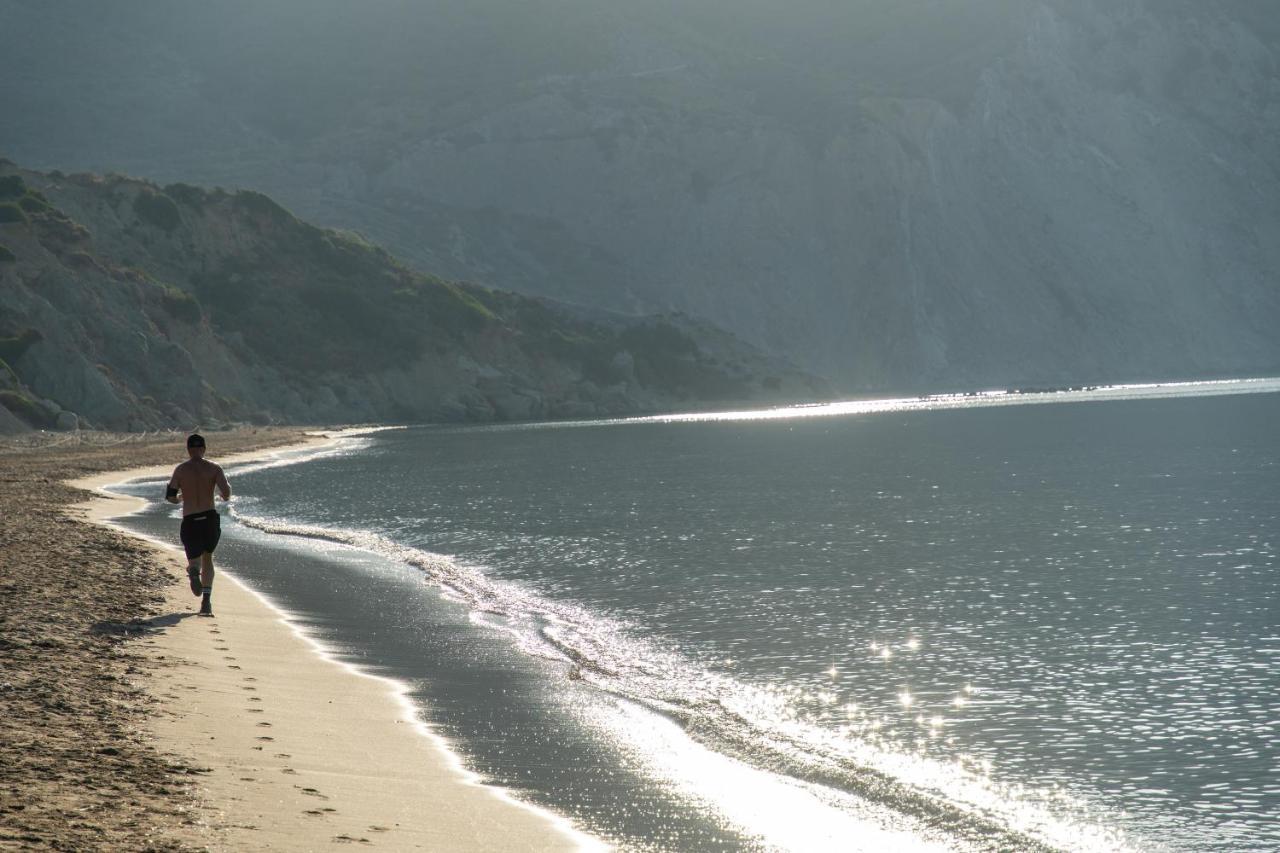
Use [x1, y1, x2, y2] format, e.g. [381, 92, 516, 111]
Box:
[0, 0, 1276, 390]
[0, 166, 822, 432]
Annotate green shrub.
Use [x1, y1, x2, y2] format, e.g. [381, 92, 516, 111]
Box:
[302, 282, 399, 340]
[65, 252, 103, 273]
[619, 321, 697, 359]
[234, 190, 292, 222]
[0, 244, 15, 263]
[133, 190, 182, 231]
[158, 284, 202, 323]
[0, 328, 41, 362]
[545, 329, 624, 385]
[0, 390, 51, 427]
[0, 175, 24, 198]
[0, 357, 19, 387]
[191, 261, 257, 316]
[0, 203, 27, 224]
[302, 229, 390, 277]
[18, 191, 53, 214]
[38, 217, 89, 243]
[441, 281, 496, 323]
[605, 320, 747, 399]
[163, 182, 208, 206]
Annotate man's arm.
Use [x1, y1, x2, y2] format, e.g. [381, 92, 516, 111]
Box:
[215, 465, 231, 502]
[165, 466, 181, 504]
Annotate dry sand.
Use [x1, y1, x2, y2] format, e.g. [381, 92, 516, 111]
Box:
[2, 429, 593, 851]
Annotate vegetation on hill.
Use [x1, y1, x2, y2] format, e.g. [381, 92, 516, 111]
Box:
[4, 3, 1278, 391]
[0, 328, 42, 363]
[0, 163, 820, 431]
[0, 202, 26, 224]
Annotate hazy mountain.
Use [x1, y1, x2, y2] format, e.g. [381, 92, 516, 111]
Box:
[2, 0, 1277, 390]
[0, 163, 819, 432]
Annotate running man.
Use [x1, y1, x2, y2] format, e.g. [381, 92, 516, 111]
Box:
[165, 433, 231, 617]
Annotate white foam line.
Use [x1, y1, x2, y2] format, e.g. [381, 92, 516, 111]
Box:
[82, 435, 604, 852]
[222, 501, 1136, 850]
[226, 510, 1135, 850]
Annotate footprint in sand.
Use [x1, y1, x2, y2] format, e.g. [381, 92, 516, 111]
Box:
[256, 736, 274, 742]
[223, 656, 236, 661]
[241, 686, 257, 692]
[248, 697, 262, 702]
[227, 665, 241, 670]
[368, 825, 389, 832]
[247, 708, 264, 714]
[304, 809, 326, 816]
[256, 722, 272, 728]
[274, 753, 291, 758]
[281, 768, 297, 775]
[242, 676, 257, 682]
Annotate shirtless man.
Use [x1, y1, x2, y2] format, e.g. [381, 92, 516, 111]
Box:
[165, 433, 231, 617]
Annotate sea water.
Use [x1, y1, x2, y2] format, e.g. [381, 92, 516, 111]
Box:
[116, 381, 1280, 851]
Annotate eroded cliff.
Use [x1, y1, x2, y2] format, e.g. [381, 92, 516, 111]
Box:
[1, 0, 1276, 390]
[0, 165, 819, 431]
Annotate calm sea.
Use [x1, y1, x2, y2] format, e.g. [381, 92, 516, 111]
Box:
[117, 381, 1280, 851]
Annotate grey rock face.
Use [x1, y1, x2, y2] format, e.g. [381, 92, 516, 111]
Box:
[360, 2, 1280, 388]
[0, 0, 1276, 390]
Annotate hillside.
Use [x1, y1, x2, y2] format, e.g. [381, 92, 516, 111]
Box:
[1, 0, 1278, 389]
[0, 163, 821, 432]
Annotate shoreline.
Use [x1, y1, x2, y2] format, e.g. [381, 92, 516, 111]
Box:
[43, 429, 589, 851]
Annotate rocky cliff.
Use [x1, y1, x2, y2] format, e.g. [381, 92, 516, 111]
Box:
[1, 0, 1277, 390]
[0, 164, 820, 432]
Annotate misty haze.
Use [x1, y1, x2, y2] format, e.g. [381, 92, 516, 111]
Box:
[1, 2, 1277, 851]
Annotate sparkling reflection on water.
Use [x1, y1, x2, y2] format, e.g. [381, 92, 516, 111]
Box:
[228, 386, 1279, 850]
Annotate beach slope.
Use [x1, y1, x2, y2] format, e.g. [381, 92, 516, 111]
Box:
[1, 430, 587, 851]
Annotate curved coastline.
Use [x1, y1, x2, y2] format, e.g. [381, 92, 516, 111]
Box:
[69, 428, 598, 852]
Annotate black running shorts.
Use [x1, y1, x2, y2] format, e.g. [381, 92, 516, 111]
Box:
[180, 509, 221, 560]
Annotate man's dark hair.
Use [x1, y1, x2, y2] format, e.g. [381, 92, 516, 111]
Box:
[187, 433, 206, 448]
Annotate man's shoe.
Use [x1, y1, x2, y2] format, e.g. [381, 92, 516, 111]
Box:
[188, 568, 202, 597]
[198, 600, 214, 617]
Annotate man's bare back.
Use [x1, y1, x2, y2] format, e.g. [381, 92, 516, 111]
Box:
[168, 458, 231, 516]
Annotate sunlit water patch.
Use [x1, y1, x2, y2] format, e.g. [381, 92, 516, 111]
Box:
[130, 382, 1280, 850]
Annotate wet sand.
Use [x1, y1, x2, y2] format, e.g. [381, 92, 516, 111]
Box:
[1, 429, 589, 851]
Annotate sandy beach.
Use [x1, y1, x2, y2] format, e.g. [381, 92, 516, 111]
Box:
[1, 429, 589, 851]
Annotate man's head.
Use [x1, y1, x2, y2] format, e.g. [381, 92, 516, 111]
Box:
[187, 433, 206, 459]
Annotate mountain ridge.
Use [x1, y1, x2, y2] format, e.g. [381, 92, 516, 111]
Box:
[0, 161, 822, 433]
[1, 0, 1277, 389]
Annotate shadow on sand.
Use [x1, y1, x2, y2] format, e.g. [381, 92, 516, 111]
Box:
[91, 612, 198, 636]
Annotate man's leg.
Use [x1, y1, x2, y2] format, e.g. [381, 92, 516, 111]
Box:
[180, 517, 202, 596]
[198, 552, 215, 616]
